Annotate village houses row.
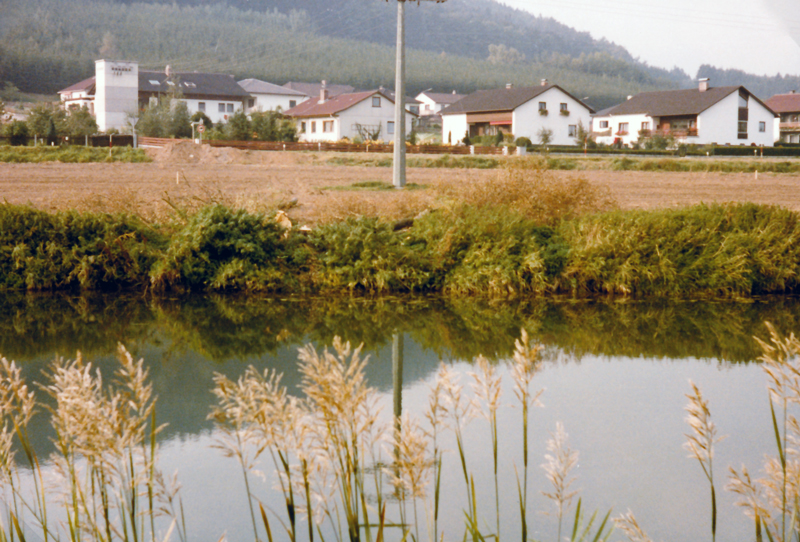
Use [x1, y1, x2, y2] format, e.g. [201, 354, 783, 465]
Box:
[58, 60, 800, 147]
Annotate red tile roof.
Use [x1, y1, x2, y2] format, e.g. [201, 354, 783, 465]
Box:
[765, 93, 800, 114]
[285, 90, 392, 118]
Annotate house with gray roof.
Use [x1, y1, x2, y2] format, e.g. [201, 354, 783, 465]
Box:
[765, 91, 800, 144]
[593, 79, 778, 147]
[238, 79, 309, 113]
[416, 90, 465, 117]
[59, 60, 253, 132]
[440, 81, 594, 146]
[285, 88, 416, 142]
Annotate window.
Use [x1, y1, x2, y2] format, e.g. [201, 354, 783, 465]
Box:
[738, 121, 748, 138]
[323, 120, 334, 133]
[148, 80, 160, 86]
[372, 96, 381, 107]
[311, 121, 316, 133]
[599, 120, 609, 129]
[289, 100, 296, 108]
[759, 121, 766, 133]
[739, 93, 748, 109]
[167, 81, 175, 86]
[641, 122, 650, 130]
[387, 121, 395, 135]
[184, 82, 196, 88]
[301, 121, 306, 132]
[198, 102, 206, 112]
[560, 103, 568, 111]
[538, 102, 547, 111]
[248, 99, 255, 108]
[568, 125, 577, 137]
[227, 103, 234, 113]
[218, 103, 225, 113]
[618, 122, 629, 134]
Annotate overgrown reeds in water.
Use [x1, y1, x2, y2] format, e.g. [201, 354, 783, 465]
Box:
[0, 346, 184, 542]
[541, 422, 579, 542]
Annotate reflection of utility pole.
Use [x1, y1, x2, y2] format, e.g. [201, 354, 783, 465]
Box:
[392, 332, 404, 421]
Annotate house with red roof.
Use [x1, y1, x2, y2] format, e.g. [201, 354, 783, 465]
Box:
[284, 87, 416, 142]
[593, 79, 778, 147]
[765, 91, 800, 144]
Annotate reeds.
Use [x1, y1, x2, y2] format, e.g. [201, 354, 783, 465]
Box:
[684, 381, 725, 541]
[0, 345, 184, 542]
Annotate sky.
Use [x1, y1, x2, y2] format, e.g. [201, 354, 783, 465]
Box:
[497, 0, 800, 77]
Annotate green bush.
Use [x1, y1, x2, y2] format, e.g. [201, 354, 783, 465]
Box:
[3, 120, 29, 146]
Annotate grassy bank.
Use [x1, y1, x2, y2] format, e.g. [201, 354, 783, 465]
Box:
[325, 152, 800, 173]
[0, 145, 151, 163]
[3, 199, 800, 297]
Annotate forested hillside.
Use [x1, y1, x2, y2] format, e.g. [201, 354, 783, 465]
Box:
[697, 65, 800, 99]
[1, 0, 793, 110]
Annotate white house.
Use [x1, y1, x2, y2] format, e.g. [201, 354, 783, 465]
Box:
[58, 60, 252, 132]
[238, 79, 309, 113]
[765, 91, 800, 144]
[285, 89, 416, 142]
[440, 81, 594, 146]
[593, 79, 778, 147]
[416, 90, 465, 117]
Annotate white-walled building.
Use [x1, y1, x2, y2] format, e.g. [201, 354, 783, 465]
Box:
[238, 79, 309, 113]
[765, 92, 800, 144]
[593, 79, 778, 147]
[58, 60, 252, 132]
[416, 90, 465, 117]
[285, 89, 416, 142]
[440, 82, 594, 146]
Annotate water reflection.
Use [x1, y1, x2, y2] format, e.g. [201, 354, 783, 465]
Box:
[1, 293, 797, 540]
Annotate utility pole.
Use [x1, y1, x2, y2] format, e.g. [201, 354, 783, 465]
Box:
[392, 0, 406, 188]
[392, 0, 447, 189]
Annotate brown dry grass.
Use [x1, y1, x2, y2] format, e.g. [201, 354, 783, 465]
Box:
[1, 149, 800, 227]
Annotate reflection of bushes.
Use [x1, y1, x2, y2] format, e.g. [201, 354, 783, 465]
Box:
[2, 293, 799, 366]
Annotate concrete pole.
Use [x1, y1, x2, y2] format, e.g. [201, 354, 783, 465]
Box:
[392, 0, 406, 188]
[392, 332, 404, 421]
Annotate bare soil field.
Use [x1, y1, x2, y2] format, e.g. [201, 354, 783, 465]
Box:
[2, 143, 800, 225]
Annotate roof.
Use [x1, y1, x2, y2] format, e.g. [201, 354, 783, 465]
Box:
[139, 70, 251, 99]
[59, 77, 96, 95]
[283, 82, 355, 98]
[419, 91, 465, 105]
[238, 79, 307, 97]
[765, 93, 800, 114]
[285, 90, 412, 118]
[604, 86, 775, 117]
[381, 89, 421, 106]
[441, 84, 594, 115]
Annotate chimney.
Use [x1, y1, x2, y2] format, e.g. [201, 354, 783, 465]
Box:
[699, 78, 710, 92]
[506, 83, 513, 89]
[541, 78, 548, 86]
[320, 80, 328, 104]
[452, 90, 457, 94]
[165, 65, 172, 77]
[627, 95, 633, 100]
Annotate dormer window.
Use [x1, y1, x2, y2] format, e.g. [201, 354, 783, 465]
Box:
[149, 80, 160, 86]
[184, 82, 196, 88]
[167, 81, 175, 86]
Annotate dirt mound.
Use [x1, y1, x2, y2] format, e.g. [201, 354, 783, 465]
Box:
[146, 141, 248, 165]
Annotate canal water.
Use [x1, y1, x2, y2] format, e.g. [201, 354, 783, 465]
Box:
[2, 292, 799, 541]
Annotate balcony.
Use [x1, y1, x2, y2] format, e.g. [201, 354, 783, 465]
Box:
[644, 128, 698, 139]
[779, 122, 800, 133]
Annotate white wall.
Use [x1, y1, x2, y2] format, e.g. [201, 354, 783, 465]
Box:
[442, 114, 468, 145]
[247, 94, 308, 114]
[512, 88, 593, 145]
[597, 113, 652, 147]
[181, 98, 244, 125]
[699, 92, 776, 146]
[95, 60, 138, 133]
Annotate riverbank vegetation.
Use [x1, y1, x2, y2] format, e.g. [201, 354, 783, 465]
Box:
[3, 157, 800, 296]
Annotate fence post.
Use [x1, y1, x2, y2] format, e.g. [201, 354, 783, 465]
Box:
[318, 142, 321, 152]
[470, 145, 475, 155]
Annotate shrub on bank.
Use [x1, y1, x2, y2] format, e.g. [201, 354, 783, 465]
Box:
[3, 202, 800, 297]
[0, 145, 151, 163]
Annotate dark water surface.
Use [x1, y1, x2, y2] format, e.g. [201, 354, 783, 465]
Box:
[3, 292, 799, 541]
